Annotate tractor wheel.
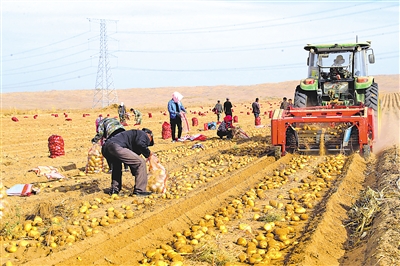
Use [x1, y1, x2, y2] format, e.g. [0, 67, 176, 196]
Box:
[285, 127, 298, 153]
[274, 146, 282, 161]
[364, 83, 379, 112]
[363, 144, 371, 160]
[294, 86, 318, 107]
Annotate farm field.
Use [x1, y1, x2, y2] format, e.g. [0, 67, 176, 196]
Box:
[0, 75, 399, 266]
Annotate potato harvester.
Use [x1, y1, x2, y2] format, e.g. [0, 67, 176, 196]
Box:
[271, 105, 375, 159]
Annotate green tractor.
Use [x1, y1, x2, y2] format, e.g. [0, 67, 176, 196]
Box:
[294, 41, 378, 112]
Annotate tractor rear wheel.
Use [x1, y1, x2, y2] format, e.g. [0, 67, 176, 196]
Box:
[364, 83, 379, 112]
[294, 86, 318, 107]
[363, 144, 371, 160]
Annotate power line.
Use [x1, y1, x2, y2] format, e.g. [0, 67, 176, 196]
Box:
[3, 49, 90, 72]
[1, 73, 95, 91]
[2, 30, 91, 57]
[1, 39, 97, 62]
[114, 27, 398, 54]
[2, 66, 93, 87]
[117, 4, 397, 34]
[2, 58, 93, 75]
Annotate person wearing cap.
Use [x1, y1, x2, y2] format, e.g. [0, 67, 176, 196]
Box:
[168, 92, 187, 142]
[223, 98, 233, 116]
[118, 102, 127, 123]
[130, 108, 142, 125]
[217, 115, 235, 139]
[92, 117, 128, 172]
[332, 55, 345, 67]
[330, 55, 348, 79]
[101, 128, 155, 196]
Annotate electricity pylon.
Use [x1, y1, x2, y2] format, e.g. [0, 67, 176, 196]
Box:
[89, 18, 118, 108]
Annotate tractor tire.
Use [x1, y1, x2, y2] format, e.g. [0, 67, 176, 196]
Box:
[274, 146, 282, 161]
[363, 144, 371, 160]
[364, 83, 379, 112]
[294, 86, 318, 108]
[285, 127, 298, 153]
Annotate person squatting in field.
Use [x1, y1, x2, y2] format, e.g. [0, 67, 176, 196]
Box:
[168, 92, 187, 142]
[101, 128, 155, 196]
[217, 115, 235, 139]
[130, 108, 143, 125]
[92, 117, 128, 172]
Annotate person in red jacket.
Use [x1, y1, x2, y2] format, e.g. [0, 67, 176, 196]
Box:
[217, 115, 235, 139]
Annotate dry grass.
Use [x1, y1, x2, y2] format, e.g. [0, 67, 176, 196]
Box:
[187, 240, 237, 266]
[344, 187, 383, 245]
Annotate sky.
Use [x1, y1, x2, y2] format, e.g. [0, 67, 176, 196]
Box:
[1, 0, 399, 93]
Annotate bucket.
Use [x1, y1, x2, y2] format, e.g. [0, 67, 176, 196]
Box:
[203, 123, 208, 131]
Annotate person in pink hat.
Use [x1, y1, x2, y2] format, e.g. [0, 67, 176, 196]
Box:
[217, 115, 235, 139]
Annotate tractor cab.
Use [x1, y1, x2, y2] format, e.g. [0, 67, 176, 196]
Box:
[295, 41, 378, 111]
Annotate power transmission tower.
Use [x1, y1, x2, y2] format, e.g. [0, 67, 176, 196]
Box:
[89, 18, 118, 108]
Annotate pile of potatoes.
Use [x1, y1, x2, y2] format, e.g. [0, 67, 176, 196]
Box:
[141, 154, 347, 265]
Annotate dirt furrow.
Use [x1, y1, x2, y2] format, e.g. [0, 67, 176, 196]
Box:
[286, 154, 368, 265]
[24, 154, 284, 265]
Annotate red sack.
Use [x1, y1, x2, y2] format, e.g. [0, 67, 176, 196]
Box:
[255, 117, 261, 126]
[162, 122, 172, 140]
[193, 134, 207, 141]
[233, 116, 238, 123]
[11, 117, 19, 122]
[48, 135, 65, 158]
[192, 117, 198, 126]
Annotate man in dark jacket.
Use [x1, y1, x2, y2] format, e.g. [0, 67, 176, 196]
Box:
[223, 98, 233, 116]
[252, 98, 260, 118]
[102, 128, 154, 196]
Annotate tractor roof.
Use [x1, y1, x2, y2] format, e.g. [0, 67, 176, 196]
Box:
[304, 42, 371, 53]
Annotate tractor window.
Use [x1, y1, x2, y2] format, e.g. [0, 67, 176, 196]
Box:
[307, 53, 318, 78]
[354, 51, 367, 76]
[318, 52, 353, 79]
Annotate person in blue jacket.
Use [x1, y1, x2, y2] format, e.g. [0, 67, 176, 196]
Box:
[168, 92, 187, 142]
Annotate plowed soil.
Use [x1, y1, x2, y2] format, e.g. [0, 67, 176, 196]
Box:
[1, 75, 399, 266]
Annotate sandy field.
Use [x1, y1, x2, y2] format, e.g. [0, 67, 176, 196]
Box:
[0, 74, 399, 266]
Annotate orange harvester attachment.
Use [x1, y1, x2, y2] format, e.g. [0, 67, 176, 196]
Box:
[271, 105, 375, 159]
